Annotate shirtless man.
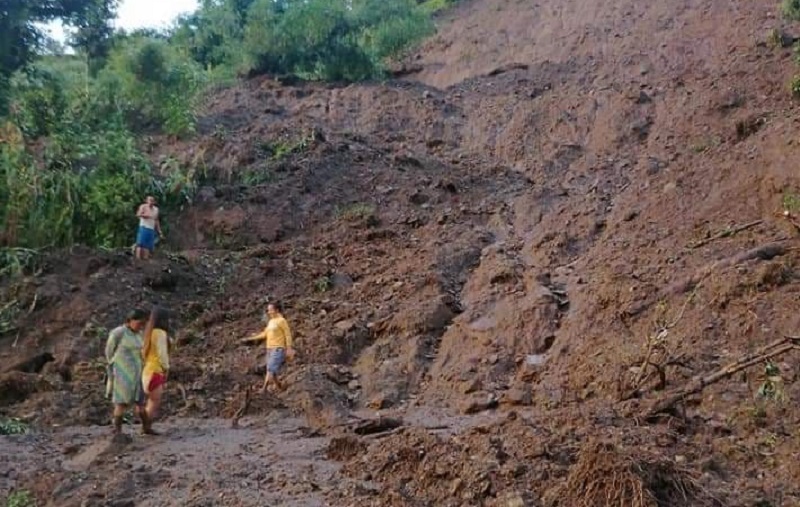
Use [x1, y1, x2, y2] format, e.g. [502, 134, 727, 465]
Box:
[134, 196, 162, 260]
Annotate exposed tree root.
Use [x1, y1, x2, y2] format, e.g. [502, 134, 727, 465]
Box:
[546, 441, 716, 507]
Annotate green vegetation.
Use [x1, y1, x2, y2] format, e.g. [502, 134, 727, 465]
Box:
[0, 0, 449, 274]
[337, 202, 376, 221]
[0, 417, 29, 436]
[314, 275, 333, 293]
[782, 0, 800, 21]
[5, 490, 36, 507]
[783, 191, 800, 212]
[173, 0, 434, 81]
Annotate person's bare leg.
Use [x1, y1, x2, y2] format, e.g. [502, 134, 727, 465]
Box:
[112, 403, 127, 434]
[260, 372, 272, 393]
[143, 386, 162, 435]
[273, 374, 284, 392]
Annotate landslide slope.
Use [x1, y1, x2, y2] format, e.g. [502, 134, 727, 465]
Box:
[2, 0, 800, 505]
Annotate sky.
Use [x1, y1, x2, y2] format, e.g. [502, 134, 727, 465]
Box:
[44, 0, 200, 42]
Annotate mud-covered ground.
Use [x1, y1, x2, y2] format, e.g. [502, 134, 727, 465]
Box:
[3, 0, 800, 505]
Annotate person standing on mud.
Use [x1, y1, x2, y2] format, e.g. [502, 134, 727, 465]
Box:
[141, 306, 171, 435]
[134, 196, 162, 260]
[105, 309, 149, 435]
[244, 302, 295, 393]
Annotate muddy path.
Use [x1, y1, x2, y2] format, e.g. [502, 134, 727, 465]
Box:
[3, 0, 800, 505]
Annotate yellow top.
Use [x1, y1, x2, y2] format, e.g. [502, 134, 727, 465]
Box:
[253, 315, 293, 349]
[143, 328, 170, 374]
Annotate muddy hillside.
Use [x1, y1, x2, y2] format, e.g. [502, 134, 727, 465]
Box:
[3, 0, 800, 506]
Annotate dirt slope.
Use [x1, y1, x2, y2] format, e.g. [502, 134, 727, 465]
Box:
[3, 0, 800, 505]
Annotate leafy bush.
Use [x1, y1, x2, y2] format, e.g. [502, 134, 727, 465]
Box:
[783, 0, 800, 20]
[182, 0, 433, 81]
[5, 489, 36, 507]
[101, 38, 205, 137]
[0, 417, 29, 436]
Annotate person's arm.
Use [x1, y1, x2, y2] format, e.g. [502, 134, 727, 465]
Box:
[281, 319, 294, 358]
[136, 204, 150, 219]
[155, 330, 170, 371]
[155, 216, 163, 236]
[241, 328, 267, 343]
[105, 328, 122, 363]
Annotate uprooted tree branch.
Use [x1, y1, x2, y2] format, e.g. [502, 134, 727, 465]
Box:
[641, 335, 800, 420]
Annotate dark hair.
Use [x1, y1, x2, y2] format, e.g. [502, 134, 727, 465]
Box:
[149, 306, 170, 331]
[142, 306, 171, 358]
[126, 308, 148, 323]
[267, 301, 283, 313]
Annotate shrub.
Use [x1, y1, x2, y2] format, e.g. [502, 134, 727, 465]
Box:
[240, 0, 431, 80]
[101, 37, 205, 136]
[5, 490, 36, 507]
[783, 0, 800, 20]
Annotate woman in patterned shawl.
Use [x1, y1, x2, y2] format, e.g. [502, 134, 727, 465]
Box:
[105, 308, 149, 434]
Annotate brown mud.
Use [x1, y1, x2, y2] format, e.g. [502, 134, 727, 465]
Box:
[3, 0, 800, 505]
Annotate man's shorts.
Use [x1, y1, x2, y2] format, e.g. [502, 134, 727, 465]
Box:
[266, 348, 286, 375]
[136, 226, 156, 251]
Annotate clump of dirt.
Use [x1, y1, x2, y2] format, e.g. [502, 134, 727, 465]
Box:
[326, 435, 367, 461]
[545, 440, 713, 507]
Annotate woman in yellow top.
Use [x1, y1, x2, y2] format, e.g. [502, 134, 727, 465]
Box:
[245, 302, 295, 393]
[141, 306, 171, 435]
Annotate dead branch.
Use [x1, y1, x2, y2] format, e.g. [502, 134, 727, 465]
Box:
[626, 240, 796, 317]
[622, 290, 697, 400]
[689, 220, 764, 249]
[352, 416, 404, 435]
[642, 335, 800, 419]
[231, 386, 252, 429]
[176, 382, 189, 409]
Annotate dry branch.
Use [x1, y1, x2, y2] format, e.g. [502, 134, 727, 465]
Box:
[231, 386, 252, 428]
[621, 290, 697, 401]
[689, 220, 763, 249]
[626, 240, 796, 317]
[642, 335, 800, 419]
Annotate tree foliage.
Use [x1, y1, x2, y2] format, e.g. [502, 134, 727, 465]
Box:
[0, 0, 117, 113]
[173, 0, 434, 80]
[0, 0, 445, 263]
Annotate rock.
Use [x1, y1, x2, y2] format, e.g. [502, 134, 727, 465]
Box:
[368, 392, 397, 410]
[501, 492, 528, 507]
[635, 90, 652, 104]
[462, 377, 482, 394]
[331, 272, 354, 289]
[488, 354, 499, 365]
[502, 385, 532, 406]
[347, 379, 361, 390]
[334, 320, 356, 334]
[460, 393, 499, 415]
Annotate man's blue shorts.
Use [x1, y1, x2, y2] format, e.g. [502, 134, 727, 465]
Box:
[136, 226, 156, 251]
[266, 348, 286, 375]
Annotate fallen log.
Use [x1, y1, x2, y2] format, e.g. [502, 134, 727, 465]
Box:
[642, 335, 800, 420]
[688, 220, 764, 249]
[626, 240, 797, 317]
[352, 416, 404, 436]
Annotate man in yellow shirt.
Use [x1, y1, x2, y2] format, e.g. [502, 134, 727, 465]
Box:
[244, 302, 295, 393]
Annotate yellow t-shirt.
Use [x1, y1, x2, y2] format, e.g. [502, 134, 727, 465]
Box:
[143, 328, 170, 374]
[260, 315, 293, 349]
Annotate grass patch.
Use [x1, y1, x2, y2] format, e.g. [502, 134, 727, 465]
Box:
[5, 490, 36, 507]
[0, 417, 30, 436]
[783, 191, 800, 213]
[314, 275, 333, 293]
[336, 203, 376, 222]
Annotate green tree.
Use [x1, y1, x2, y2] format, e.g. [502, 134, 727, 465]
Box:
[68, 0, 120, 74]
[0, 0, 116, 115]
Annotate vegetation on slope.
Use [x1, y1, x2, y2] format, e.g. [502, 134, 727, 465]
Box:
[0, 0, 453, 275]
